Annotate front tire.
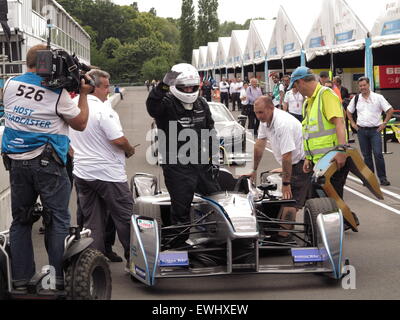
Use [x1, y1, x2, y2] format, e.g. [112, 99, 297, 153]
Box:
[65, 248, 112, 300]
[303, 198, 338, 247]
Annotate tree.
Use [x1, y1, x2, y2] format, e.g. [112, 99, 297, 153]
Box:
[141, 56, 171, 81]
[100, 37, 122, 59]
[218, 21, 246, 37]
[179, 0, 196, 63]
[196, 0, 219, 46]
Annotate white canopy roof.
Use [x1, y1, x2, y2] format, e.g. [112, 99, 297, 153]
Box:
[370, 0, 400, 48]
[243, 20, 275, 66]
[198, 46, 208, 71]
[226, 30, 249, 69]
[304, 0, 369, 61]
[215, 37, 231, 69]
[191, 49, 199, 69]
[267, 6, 303, 61]
[205, 42, 219, 70]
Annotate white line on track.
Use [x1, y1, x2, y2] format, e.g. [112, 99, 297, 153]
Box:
[246, 135, 400, 215]
[344, 186, 400, 216]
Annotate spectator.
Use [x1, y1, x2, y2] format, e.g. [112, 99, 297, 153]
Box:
[114, 84, 123, 100]
[219, 77, 230, 109]
[240, 82, 249, 116]
[201, 80, 213, 102]
[346, 77, 394, 186]
[282, 74, 291, 93]
[271, 73, 285, 109]
[283, 86, 304, 123]
[246, 78, 263, 136]
[70, 69, 136, 268]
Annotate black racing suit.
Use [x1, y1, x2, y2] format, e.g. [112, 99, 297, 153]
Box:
[146, 83, 221, 246]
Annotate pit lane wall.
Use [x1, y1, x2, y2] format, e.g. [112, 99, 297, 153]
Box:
[0, 88, 125, 231]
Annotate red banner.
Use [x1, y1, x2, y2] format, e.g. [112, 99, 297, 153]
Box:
[377, 65, 400, 89]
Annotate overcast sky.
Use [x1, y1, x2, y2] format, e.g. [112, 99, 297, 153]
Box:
[112, 0, 383, 37]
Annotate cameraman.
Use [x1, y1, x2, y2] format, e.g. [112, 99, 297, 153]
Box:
[1, 44, 92, 291]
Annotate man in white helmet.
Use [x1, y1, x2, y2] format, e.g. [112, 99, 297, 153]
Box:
[146, 63, 221, 249]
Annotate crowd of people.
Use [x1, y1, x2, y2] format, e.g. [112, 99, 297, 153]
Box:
[0, 43, 395, 292]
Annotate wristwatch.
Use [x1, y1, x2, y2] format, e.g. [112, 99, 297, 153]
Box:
[335, 144, 349, 152]
[282, 182, 291, 186]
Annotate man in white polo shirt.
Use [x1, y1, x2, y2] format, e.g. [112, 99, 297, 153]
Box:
[283, 85, 304, 122]
[248, 96, 311, 243]
[70, 69, 137, 266]
[347, 77, 394, 186]
[219, 77, 230, 109]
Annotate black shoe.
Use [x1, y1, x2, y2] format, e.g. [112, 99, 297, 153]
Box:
[105, 251, 123, 262]
[380, 179, 391, 186]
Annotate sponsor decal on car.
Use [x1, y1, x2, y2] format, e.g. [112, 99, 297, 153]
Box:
[291, 248, 329, 263]
[135, 265, 146, 280]
[159, 252, 189, 267]
[137, 219, 154, 229]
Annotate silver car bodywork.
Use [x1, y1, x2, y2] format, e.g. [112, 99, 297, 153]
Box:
[128, 169, 345, 287]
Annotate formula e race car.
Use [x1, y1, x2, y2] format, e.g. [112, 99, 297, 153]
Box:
[127, 147, 383, 286]
[0, 223, 111, 300]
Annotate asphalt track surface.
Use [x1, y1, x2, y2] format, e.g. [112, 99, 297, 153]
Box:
[31, 87, 400, 300]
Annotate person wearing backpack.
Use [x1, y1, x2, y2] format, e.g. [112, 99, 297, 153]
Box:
[346, 77, 394, 186]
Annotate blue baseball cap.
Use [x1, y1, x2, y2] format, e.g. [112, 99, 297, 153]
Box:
[287, 66, 312, 90]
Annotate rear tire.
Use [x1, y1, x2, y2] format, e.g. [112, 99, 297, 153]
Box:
[65, 248, 111, 300]
[303, 198, 338, 247]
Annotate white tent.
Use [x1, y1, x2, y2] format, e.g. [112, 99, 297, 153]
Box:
[304, 0, 369, 61]
[243, 20, 275, 66]
[191, 49, 199, 69]
[370, 0, 400, 48]
[215, 37, 231, 69]
[226, 30, 249, 69]
[267, 6, 303, 62]
[205, 42, 219, 71]
[198, 46, 208, 71]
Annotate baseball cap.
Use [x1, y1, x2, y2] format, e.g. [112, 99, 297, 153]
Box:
[287, 66, 312, 90]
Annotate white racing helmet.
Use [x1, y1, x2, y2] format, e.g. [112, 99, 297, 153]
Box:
[169, 63, 200, 104]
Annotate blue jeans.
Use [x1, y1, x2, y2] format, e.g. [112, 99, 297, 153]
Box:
[357, 127, 387, 181]
[9, 157, 71, 287]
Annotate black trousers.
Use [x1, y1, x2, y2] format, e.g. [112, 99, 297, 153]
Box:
[231, 93, 241, 111]
[247, 105, 260, 136]
[162, 164, 220, 227]
[220, 92, 229, 108]
[74, 176, 133, 260]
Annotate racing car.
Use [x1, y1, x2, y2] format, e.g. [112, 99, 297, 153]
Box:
[127, 147, 383, 287]
[127, 150, 381, 287]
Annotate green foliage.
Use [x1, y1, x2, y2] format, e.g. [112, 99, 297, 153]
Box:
[56, 0, 181, 82]
[218, 21, 247, 37]
[196, 0, 219, 47]
[180, 0, 196, 63]
[141, 57, 171, 81]
[100, 38, 122, 59]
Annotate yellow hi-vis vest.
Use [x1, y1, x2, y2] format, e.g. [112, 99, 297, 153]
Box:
[302, 86, 339, 163]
